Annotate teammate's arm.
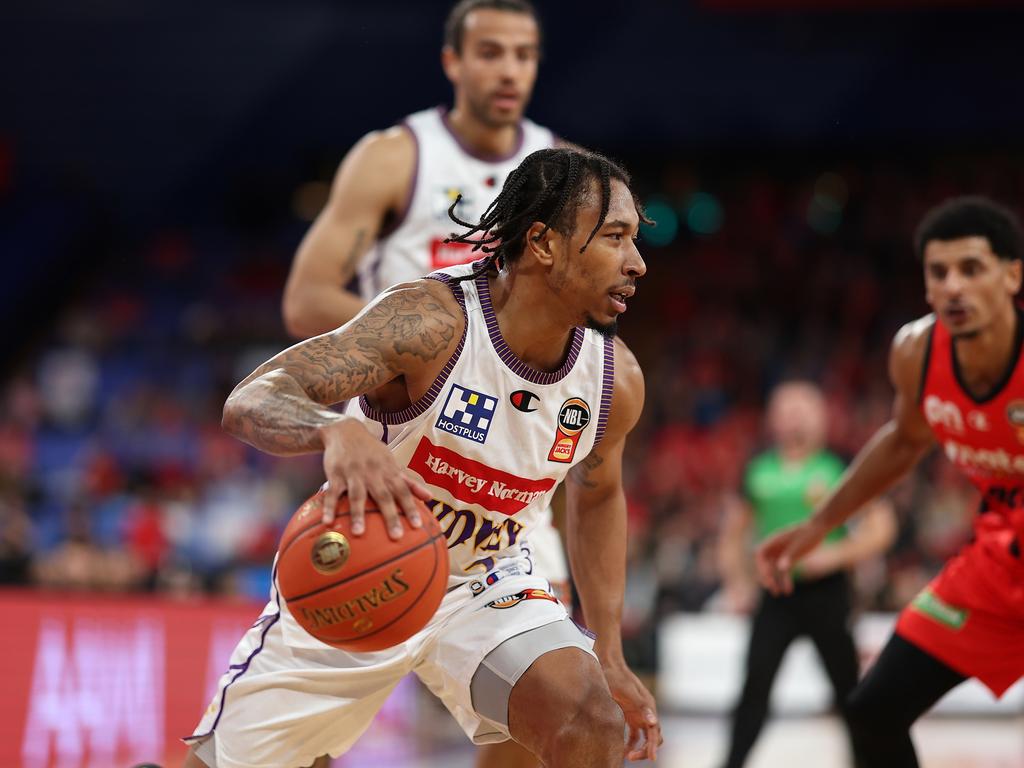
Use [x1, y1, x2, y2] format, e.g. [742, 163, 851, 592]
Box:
[564, 338, 661, 762]
[224, 280, 462, 534]
[757, 320, 936, 594]
[282, 127, 415, 338]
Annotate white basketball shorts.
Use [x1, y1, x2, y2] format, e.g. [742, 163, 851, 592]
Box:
[185, 556, 594, 768]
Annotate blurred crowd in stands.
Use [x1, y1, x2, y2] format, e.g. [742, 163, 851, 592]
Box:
[4, 147, 1013, 672]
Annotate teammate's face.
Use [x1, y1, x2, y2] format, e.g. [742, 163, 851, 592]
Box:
[550, 178, 646, 337]
[442, 10, 540, 128]
[923, 237, 1022, 339]
[767, 383, 827, 453]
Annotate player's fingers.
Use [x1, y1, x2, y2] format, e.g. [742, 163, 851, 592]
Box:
[777, 555, 793, 595]
[623, 722, 641, 758]
[368, 477, 403, 540]
[755, 548, 778, 594]
[321, 480, 345, 525]
[393, 482, 423, 528]
[347, 477, 367, 535]
[402, 469, 433, 501]
[646, 721, 662, 761]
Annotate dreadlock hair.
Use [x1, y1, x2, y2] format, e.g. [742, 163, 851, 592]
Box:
[444, 147, 652, 282]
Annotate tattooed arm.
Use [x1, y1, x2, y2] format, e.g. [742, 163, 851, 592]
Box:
[225, 280, 461, 535]
[282, 126, 416, 338]
[564, 338, 660, 762]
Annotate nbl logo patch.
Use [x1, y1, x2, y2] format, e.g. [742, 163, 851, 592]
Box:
[436, 384, 498, 444]
[547, 397, 591, 463]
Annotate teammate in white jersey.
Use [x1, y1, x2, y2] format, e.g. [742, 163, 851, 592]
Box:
[283, 6, 568, 764]
[183, 148, 661, 767]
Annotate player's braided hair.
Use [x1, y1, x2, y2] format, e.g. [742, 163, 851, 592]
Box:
[444, 147, 651, 282]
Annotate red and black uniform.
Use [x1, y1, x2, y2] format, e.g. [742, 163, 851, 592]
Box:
[896, 312, 1024, 696]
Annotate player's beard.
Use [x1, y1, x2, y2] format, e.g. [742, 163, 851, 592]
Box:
[466, 90, 520, 130]
[586, 316, 618, 338]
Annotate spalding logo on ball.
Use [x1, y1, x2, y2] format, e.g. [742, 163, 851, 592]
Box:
[276, 491, 449, 652]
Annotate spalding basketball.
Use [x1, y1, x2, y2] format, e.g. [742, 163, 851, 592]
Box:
[276, 491, 448, 652]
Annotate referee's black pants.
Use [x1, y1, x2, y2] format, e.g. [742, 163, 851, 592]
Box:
[722, 572, 861, 768]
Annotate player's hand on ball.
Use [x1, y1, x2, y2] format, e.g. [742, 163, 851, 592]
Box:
[318, 418, 432, 538]
[755, 520, 828, 595]
[604, 663, 662, 762]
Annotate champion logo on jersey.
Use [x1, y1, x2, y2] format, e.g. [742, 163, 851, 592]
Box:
[436, 384, 498, 444]
[510, 390, 539, 413]
[548, 397, 591, 463]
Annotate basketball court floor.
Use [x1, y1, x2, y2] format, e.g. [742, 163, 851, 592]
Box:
[336, 712, 1024, 767]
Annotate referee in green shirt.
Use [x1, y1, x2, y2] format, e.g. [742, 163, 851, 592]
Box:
[717, 381, 896, 768]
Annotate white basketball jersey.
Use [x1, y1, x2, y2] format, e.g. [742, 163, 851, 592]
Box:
[357, 107, 556, 298]
[345, 261, 614, 586]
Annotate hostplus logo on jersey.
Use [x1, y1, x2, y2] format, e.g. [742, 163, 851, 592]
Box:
[436, 384, 498, 444]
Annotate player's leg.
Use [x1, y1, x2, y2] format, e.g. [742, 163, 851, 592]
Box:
[472, 510, 569, 768]
[721, 589, 798, 768]
[504, 643, 624, 766]
[419, 564, 629, 767]
[845, 633, 966, 768]
[474, 740, 538, 768]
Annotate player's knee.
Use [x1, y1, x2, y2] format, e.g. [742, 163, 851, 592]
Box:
[845, 682, 886, 735]
[549, 691, 624, 761]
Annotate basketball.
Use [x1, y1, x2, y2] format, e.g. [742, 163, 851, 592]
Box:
[276, 490, 448, 652]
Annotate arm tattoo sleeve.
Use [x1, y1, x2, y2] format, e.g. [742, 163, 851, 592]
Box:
[223, 286, 459, 455]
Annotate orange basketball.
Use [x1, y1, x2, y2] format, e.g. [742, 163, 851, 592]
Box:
[276, 490, 448, 652]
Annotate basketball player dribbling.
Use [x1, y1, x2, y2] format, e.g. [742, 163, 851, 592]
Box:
[283, 7, 570, 762]
[757, 196, 1024, 767]
[182, 147, 662, 768]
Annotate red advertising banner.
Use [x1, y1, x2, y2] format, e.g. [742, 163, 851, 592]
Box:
[0, 589, 263, 768]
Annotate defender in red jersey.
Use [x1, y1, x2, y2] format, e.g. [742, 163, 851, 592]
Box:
[756, 196, 1024, 767]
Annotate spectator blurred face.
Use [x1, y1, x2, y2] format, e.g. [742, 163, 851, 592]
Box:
[767, 383, 827, 455]
[442, 9, 540, 128]
[924, 236, 1022, 339]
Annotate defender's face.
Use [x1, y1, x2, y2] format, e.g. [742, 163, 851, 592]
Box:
[923, 237, 1022, 338]
[443, 10, 540, 128]
[553, 178, 646, 335]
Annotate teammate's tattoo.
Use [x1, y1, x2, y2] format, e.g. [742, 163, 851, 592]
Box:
[569, 451, 604, 489]
[224, 285, 460, 454]
[340, 229, 367, 281]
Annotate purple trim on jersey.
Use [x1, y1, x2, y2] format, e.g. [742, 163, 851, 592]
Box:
[358, 274, 467, 425]
[594, 336, 615, 446]
[183, 575, 281, 743]
[475, 268, 584, 385]
[438, 105, 524, 163]
[381, 422, 389, 443]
